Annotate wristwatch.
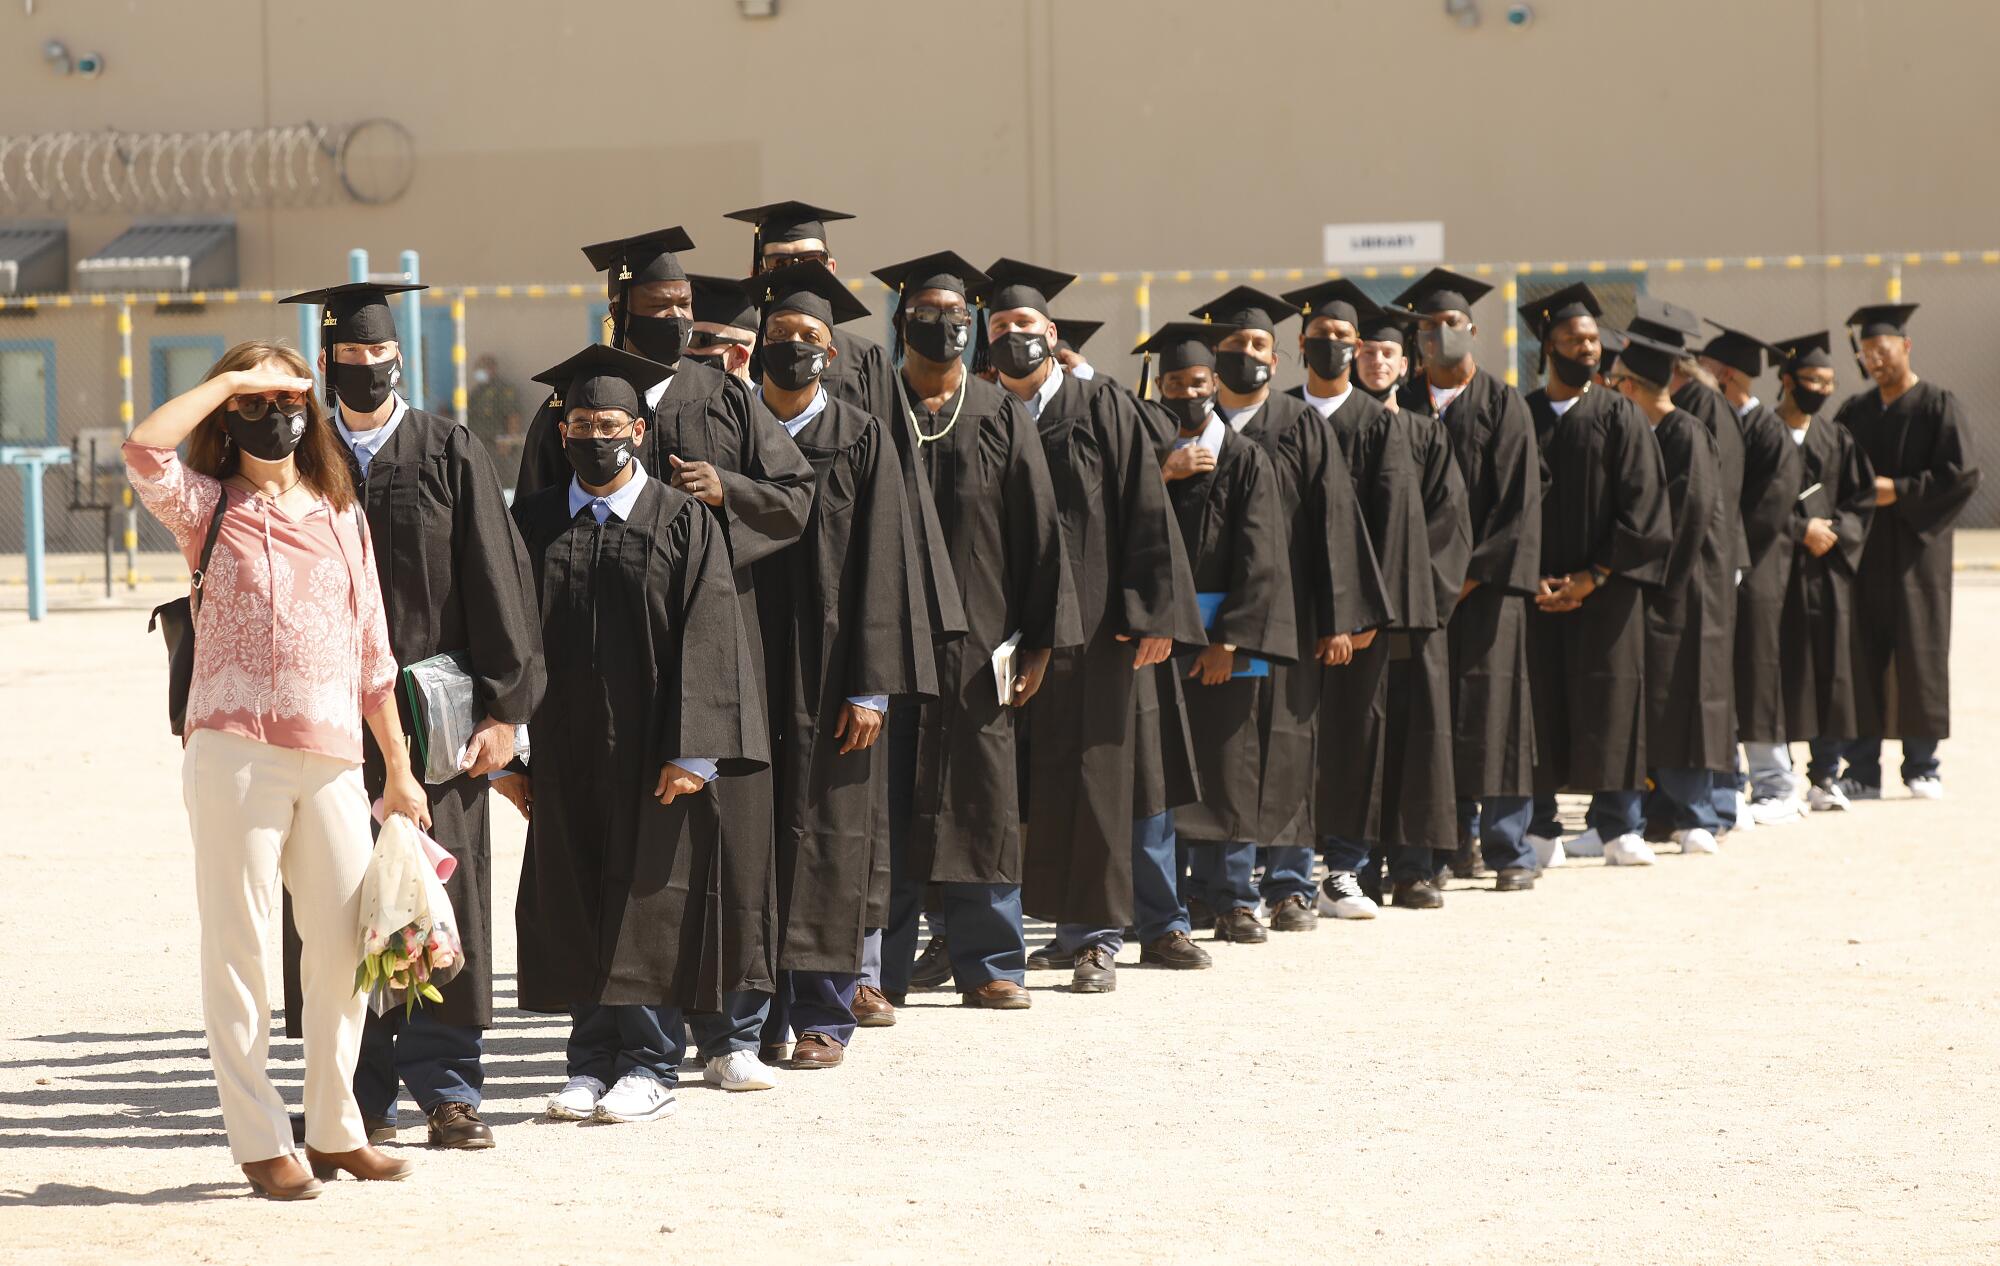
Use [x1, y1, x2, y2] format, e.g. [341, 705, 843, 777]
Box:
[1587, 564, 1612, 587]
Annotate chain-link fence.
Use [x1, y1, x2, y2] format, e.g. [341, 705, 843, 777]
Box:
[4, 249, 1994, 578]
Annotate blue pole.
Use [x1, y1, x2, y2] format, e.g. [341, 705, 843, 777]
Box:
[347, 248, 368, 283]
[297, 303, 321, 393]
[401, 249, 423, 410]
[22, 458, 46, 622]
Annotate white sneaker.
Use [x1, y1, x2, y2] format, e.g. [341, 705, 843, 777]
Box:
[704, 1050, 776, 1092]
[1750, 795, 1804, 825]
[1731, 792, 1757, 832]
[1314, 871, 1378, 920]
[545, 1074, 606, 1121]
[1527, 833, 1566, 868]
[1808, 779, 1850, 813]
[1672, 827, 1720, 855]
[591, 1072, 677, 1123]
[1565, 828, 1606, 859]
[1907, 775, 1944, 800]
[1602, 833, 1657, 866]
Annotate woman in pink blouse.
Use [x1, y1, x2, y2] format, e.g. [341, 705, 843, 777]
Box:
[125, 340, 430, 1200]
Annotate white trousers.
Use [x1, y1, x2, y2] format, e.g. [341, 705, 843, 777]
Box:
[182, 729, 372, 1163]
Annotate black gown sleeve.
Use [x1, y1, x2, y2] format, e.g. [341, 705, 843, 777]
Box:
[710, 374, 815, 568]
[1103, 388, 1207, 646]
[1829, 428, 1876, 574]
[1470, 386, 1544, 594]
[513, 392, 567, 499]
[1738, 406, 1802, 572]
[999, 393, 1082, 652]
[1420, 417, 1474, 623]
[1209, 442, 1298, 663]
[844, 424, 939, 701]
[1303, 416, 1392, 635]
[447, 425, 546, 725]
[1892, 388, 1981, 544]
[1600, 398, 1673, 586]
[1655, 415, 1720, 594]
[882, 373, 969, 641]
[657, 494, 768, 778]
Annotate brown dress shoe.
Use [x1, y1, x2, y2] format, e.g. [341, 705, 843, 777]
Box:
[1212, 906, 1268, 943]
[242, 1155, 323, 1201]
[1494, 866, 1537, 892]
[426, 1102, 495, 1149]
[852, 983, 898, 1028]
[305, 1144, 415, 1183]
[1267, 893, 1318, 932]
[1392, 878, 1445, 909]
[961, 979, 1032, 1009]
[1069, 945, 1116, 994]
[788, 1031, 846, 1069]
[1140, 930, 1213, 969]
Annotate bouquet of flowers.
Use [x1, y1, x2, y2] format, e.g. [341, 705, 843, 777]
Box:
[353, 809, 465, 1019]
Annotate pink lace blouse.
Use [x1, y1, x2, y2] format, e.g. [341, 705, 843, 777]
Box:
[125, 442, 397, 764]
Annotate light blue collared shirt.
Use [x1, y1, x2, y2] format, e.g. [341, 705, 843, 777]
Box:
[1172, 410, 1227, 459]
[1023, 362, 1066, 421]
[335, 394, 409, 478]
[559, 461, 718, 783]
[771, 387, 887, 716]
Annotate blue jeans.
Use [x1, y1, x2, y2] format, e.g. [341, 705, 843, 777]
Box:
[1185, 841, 1257, 911]
[941, 883, 1026, 989]
[1711, 765, 1741, 828]
[1320, 836, 1428, 886]
[1528, 794, 1563, 841]
[566, 1004, 684, 1086]
[353, 1008, 483, 1119]
[882, 704, 955, 995]
[1585, 790, 1643, 839]
[784, 971, 861, 1046]
[1647, 768, 1724, 835]
[1834, 737, 1941, 786]
[692, 989, 768, 1058]
[1457, 796, 1535, 871]
[1258, 845, 1317, 904]
[1057, 812, 1192, 954]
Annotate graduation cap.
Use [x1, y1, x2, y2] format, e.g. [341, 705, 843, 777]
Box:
[1517, 282, 1604, 341]
[1356, 305, 1419, 347]
[976, 257, 1077, 318]
[689, 274, 760, 332]
[724, 200, 855, 271]
[1607, 328, 1683, 387]
[1846, 303, 1918, 338]
[1628, 295, 1704, 348]
[751, 259, 872, 329]
[1598, 326, 1630, 373]
[1771, 331, 1834, 373]
[1188, 285, 1295, 334]
[1133, 320, 1230, 398]
[1698, 318, 1777, 379]
[1051, 317, 1103, 354]
[532, 344, 674, 420]
[1392, 267, 1494, 316]
[871, 250, 989, 305]
[1281, 278, 1375, 329]
[581, 226, 696, 347]
[281, 281, 427, 406]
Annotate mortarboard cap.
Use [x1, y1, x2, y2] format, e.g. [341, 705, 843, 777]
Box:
[532, 344, 674, 420]
[1052, 318, 1103, 353]
[1698, 318, 1776, 379]
[977, 257, 1077, 316]
[1518, 282, 1604, 341]
[1771, 331, 1834, 372]
[1392, 267, 1494, 316]
[1598, 326, 1630, 373]
[1188, 285, 1295, 334]
[1608, 328, 1681, 386]
[1846, 303, 1918, 338]
[581, 226, 696, 301]
[281, 281, 425, 346]
[1135, 321, 1228, 374]
[1281, 277, 1375, 329]
[750, 259, 872, 329]
[1356, 304, 1419, 347]
[724, 199, 854, 249]
[1628, 295, 1703, 348]
[871, 250, 990, 306]
[689, 274, 760, 331]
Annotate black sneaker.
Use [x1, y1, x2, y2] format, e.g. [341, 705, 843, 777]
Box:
[1837, 777, 1882, 802]
[910, 934, 953, 989]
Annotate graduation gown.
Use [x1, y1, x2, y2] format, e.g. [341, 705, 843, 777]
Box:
[519, 356, 812, 999]
[1733, 400, 1806, 743]
[1400, 369, 1543, 799]
[1159, 414, 1297, 842]
[281, 405, 544, 1036]
[1310, 391, 1471, 847]
[510, 475, 766, 1013]
[1834, 381, 1981, 739]
[752, 395, 937, 974]
[1779, 418, 1875, 740]
[826, 327, 897, 423]
[1526, 385, 1671, 794]
[1643, 410, 1734, 771]
[1019, 372, 1205, 927]
[895, 371, 1079, 885]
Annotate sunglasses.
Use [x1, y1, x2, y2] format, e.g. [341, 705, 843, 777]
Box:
[230, 391, 307, 422]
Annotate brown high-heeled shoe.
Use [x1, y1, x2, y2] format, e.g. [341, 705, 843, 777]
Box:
[242, 1154, 325, 1201]
[304, 1144, 415, 1183]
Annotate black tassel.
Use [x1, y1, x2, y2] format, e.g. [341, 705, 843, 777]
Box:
[1137, 353, 1153, 400]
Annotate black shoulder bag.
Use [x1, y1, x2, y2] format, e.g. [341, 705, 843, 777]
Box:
[147, 498, 227, 737]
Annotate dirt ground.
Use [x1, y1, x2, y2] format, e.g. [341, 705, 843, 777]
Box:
[2, 585, 1997, 1265]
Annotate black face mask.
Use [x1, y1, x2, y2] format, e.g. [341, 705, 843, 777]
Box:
[1790, 384, 1832, 416]
[1215, 350, 1273, 394]
[333, 357, 400, 414]
[989, 331, 1051, 380]
[1548, 349, 1597, 390]
[565, 435, 636, 488]
[1162, 394, 1213, 431]
[624, 313, 691, 366]
[904, 316, 970, 364]
[762, 340, 829, 393]
[1356, 377, 1398, 403]
[1302, 338, 1355, 382]
[225, 408, 309, 462]
[1420, 325, 1475, 365]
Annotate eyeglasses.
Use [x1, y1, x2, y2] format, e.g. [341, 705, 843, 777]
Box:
[689, 330, 754, 350]
[560, 417, 637, 439]
[230, 391, 306, 421]
[907, 305, 971, 331]
[763, 250, 830, 270]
